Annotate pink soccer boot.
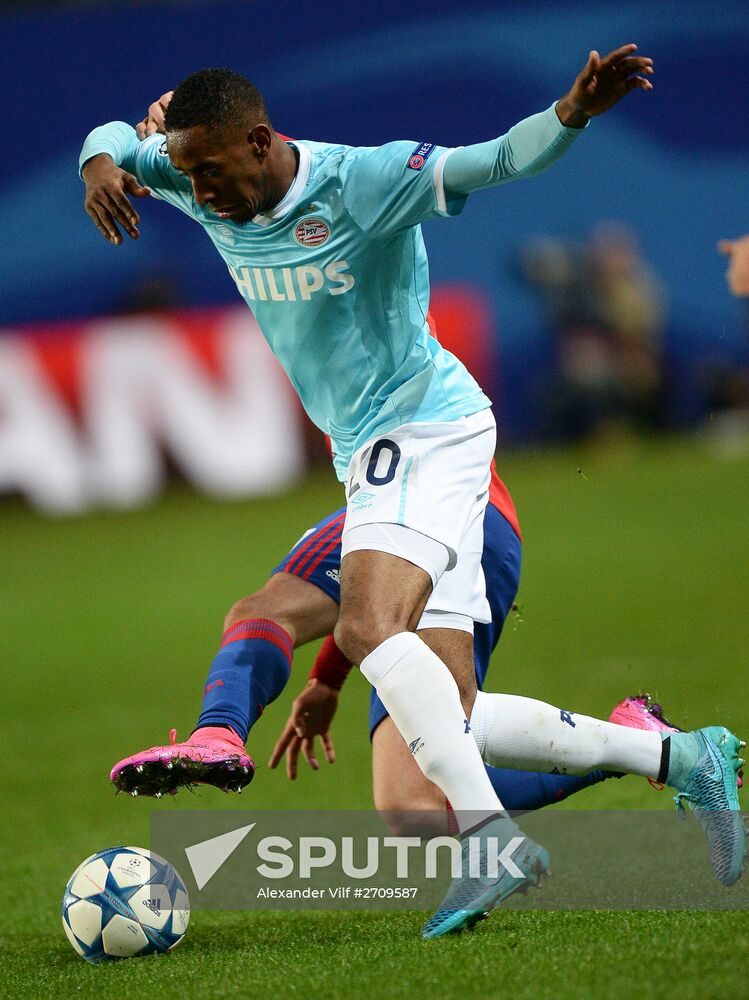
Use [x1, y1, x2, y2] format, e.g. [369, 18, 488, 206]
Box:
[609, 693, 681, 734]
[110, 726, 254, 797]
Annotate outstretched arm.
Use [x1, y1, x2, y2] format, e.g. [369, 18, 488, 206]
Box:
[443, 44, 654, 196]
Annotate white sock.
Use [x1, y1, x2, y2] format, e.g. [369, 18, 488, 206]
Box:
[470, 691, 663, 778]
[361, 632, 503, 830]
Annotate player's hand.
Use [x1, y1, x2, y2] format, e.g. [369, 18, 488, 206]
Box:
[82, 154, 150, 244]
[718, 236, 749, 297]
[135, 91, 174, 140]
[556, 44, 654, 126]
[268, 679, 339, 780]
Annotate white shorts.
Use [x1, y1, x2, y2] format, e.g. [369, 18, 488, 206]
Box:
[340, 409, 496, 627]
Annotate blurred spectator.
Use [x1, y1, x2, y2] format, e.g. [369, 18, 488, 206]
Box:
[701, 235, 749, 453]
[718, 235, 749, 297]
[519, 222, 666, 440]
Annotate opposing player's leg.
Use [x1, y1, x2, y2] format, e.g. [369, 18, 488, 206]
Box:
[484, 695, 690, 807]
[110, 524, 340, 797]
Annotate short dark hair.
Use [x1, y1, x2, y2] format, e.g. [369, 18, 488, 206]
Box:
[165, 68, 270, 134]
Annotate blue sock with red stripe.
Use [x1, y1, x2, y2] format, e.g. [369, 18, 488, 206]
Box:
[485, 765, 615, 810]
[196, 618, 293, 742]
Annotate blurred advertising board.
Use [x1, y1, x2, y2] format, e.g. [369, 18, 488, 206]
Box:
[0, 307, 304, 514]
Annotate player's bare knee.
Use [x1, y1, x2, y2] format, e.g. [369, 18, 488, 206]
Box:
[225, 593, 270, 629]
[332, 618, 363, 665]
[334, 615, 399, 666]
[224, 588, 297, 643]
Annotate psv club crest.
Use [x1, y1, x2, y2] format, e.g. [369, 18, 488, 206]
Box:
[293, 217, 330, 248]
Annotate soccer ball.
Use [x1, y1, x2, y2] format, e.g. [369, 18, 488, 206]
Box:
[61, 846, 189, 962]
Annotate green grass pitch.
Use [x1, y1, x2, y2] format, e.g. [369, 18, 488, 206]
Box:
[1, 437, 747, 999]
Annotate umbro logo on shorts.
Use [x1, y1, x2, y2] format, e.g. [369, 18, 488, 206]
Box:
[350, 491, 376, 511]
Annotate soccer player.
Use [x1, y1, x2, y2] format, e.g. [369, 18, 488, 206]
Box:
[80, 48, 744, 936]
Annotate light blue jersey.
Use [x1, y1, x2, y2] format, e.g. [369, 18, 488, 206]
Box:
[80, 106, 585, 479]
